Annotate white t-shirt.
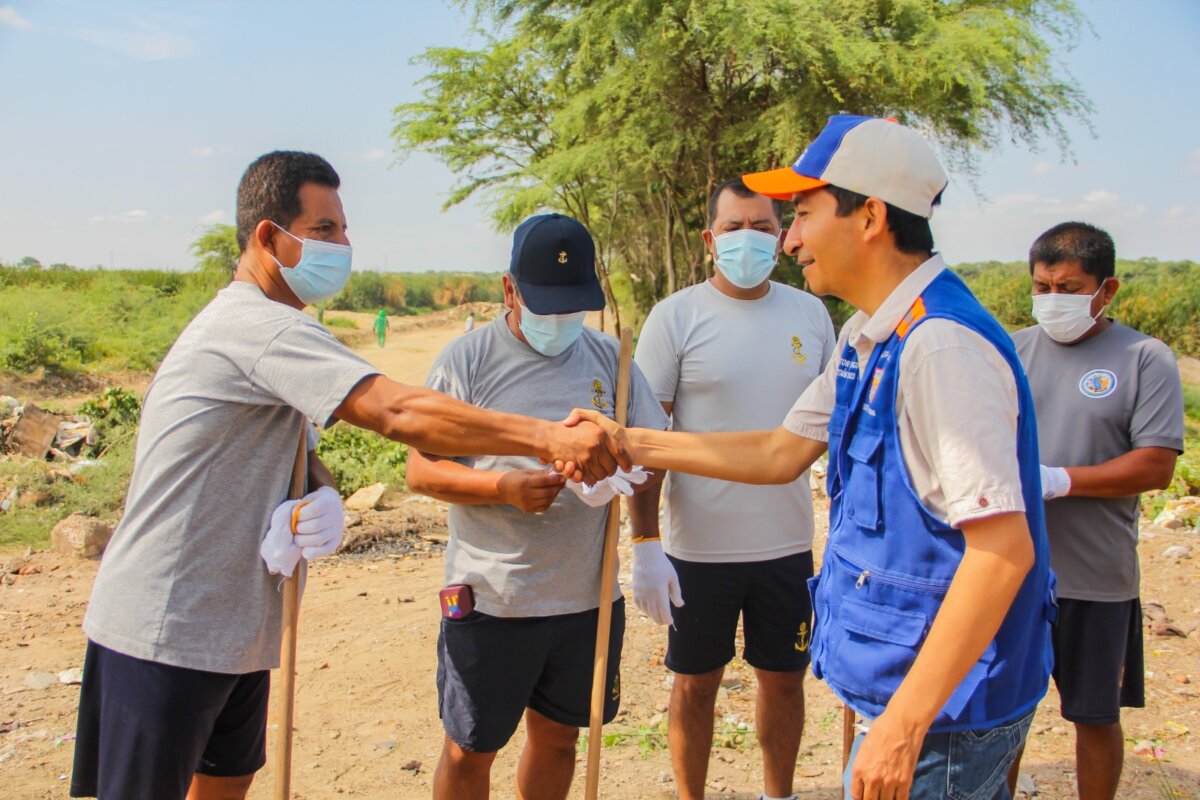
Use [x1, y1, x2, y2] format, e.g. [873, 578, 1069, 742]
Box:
[783, 255, 1025, 527]
[636, 280, 836, 562]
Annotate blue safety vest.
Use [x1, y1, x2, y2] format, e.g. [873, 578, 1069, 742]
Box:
[808, 268, 1054, 732]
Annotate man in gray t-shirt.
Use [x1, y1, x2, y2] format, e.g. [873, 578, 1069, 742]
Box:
[1009, 222, 1185, 800]
[70, 157, 631, 800]
[406, 214, 668, 800]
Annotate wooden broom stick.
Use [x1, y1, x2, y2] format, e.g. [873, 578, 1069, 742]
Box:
[274, 427, 308, 800]
[584, 327, 633, 800]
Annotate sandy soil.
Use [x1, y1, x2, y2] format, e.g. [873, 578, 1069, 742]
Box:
[2, 311, 1198, 799]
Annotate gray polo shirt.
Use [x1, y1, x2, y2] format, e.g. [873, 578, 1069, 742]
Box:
[1013, 321, 1185, 601]
[83, 281, 379, 673]
[427, 317, 670, 617]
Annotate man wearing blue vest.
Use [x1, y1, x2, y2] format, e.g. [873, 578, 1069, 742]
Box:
[567, 115, 1055, 800]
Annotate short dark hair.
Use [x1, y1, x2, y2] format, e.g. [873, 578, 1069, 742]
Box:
[236, 151, 340, 252]
[707, 177, 783, 228]
[1028, 221, 1115, 281]
[821, 185, 940, 256]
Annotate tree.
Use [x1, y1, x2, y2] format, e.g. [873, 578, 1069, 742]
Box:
[189, 224, 239, 276]
[392, 0, 1092, 321]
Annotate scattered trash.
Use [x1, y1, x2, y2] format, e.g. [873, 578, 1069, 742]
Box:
[1015, 772, 1037, 797]
[57, 668, 84, 685]
[53, 732, 76, 747]
[1142, 602, 1194, 637]
[1162, 544, 1192, 559]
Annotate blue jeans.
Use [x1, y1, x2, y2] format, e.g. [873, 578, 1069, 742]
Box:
[843, 710, 1033, 800]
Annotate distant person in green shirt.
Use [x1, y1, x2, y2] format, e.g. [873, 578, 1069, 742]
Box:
[374, 308, 390, 348]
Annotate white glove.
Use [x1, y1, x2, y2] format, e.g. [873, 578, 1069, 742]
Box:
[260, 499, 304, 578]
[1040, 465, 1071, 501]
[563, 466, 650, 508]
[632, 539, 684, 627]
[292, 485, 345, 559]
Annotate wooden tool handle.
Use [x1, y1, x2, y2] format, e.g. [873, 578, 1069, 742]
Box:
[274, 427, 308, 800]
[842, 703, 856, 799]
[585, 328, 633, 800]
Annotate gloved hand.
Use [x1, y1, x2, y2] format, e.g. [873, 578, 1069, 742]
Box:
[260, 499, 304, 578]
[292, 485, 345, 559]
[1040, 465, 1071, 501]
[562, 466, 650, 508]
[632, 539, 684, 627]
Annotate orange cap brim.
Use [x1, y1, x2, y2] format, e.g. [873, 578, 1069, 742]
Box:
[742, 167, 828, 201]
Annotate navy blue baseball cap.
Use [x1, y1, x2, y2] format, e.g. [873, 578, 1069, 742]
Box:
[509, 213, 605, 314]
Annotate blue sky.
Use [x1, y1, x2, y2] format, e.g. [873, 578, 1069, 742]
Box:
[0, 1, 1197, 272]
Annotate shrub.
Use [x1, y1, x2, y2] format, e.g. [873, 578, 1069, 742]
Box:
[314, 423, 409, 495]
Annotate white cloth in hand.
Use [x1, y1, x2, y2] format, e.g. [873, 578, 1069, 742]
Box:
[292, 485, 345, 559]
[632, 539, 684, 626]
[562, 466, 650, 508]
[260, 499, 304, 578]
[1039, 465, 1071, 500]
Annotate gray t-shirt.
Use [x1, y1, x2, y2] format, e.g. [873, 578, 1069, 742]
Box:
[1013, 322, 1185, 601]
[83, 281, 379, 673]
[635, 280, 836, 561]
[427, 318, 669, 617]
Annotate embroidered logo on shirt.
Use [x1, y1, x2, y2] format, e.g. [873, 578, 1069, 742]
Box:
[1079, 369, 1117, 399]
[791, 336, 807, 365]
[591, 379, 609, 410]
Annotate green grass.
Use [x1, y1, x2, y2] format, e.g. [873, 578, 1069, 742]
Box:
[324, 316, 358, 329]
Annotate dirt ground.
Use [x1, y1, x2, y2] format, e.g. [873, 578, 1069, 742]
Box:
[2, 312, 1198, 799]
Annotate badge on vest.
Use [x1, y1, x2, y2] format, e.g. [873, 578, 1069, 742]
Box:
[1079, 369, 1117, 398]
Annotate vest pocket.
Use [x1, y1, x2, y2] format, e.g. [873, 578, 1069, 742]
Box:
[832, 595, 928, 697]
[844, 430, 884, 531]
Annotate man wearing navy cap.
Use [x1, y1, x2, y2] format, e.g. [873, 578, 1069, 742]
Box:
[568, 117, 1054, 800]
[406, 213, 670, 800]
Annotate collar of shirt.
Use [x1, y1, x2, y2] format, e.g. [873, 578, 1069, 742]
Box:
[844, 253, 946, 369]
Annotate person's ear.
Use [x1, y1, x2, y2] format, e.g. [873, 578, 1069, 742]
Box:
[502, 274, 517, 311]
[253, 220, 277, 254]
[1100, 276, 1120, 306]
[701, 229, 716, 262]
[860, 198, 888, 243]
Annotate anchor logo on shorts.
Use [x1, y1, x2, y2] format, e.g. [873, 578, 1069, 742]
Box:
[610, 671, 621, 703]
[794, 621, 810, 652]
[591, 380, 608, 410]
[791, 336, 807, 365]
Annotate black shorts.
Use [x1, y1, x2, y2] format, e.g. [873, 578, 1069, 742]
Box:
[666, 550, 814, 675]
[437, 598, 624, 753]
[1052, 597, 1145, 726]
[70, 640, 270, 799]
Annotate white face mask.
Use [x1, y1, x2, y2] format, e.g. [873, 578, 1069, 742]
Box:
[1030, 282, 1109, 343]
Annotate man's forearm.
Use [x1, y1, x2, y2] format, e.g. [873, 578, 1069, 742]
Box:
[628, 425, 826, 485]
[883, 512, 1035, 730]
[407, 454, 506, 506]
[337, 376, 556, 460]
[628, 474, 663, 538]
[1064, 446, 1178, 498]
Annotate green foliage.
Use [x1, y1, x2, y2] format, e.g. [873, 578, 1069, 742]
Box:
[78, 388, 142, 456]
[324, 316, 358, 329]
[0, 263, 225, 374]
[328, 271, 503, 314]
[314, 423, 409, 495]
[189, 224, 240, 276]
[393, 0, 1091, 321]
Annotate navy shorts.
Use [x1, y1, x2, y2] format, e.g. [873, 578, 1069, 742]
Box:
[437, 598, 624, 753]
[666, 550, 814, 674]
[70, 640, 270, 799]
[1052, 597, 1145, 725]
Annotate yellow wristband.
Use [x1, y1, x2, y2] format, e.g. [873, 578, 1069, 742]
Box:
[631, 534, 660, 544]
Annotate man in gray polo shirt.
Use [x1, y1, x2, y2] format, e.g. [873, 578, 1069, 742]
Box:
[631, 177, 835, 800]
[69, 155, 629, 800]
[406, 213, 669, 800]
[1009, 221, 1184, 800]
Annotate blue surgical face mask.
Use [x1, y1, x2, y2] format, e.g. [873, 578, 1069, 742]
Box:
[518, 303, 586, 357]
[270, 222, 353, 305]
[712, 228, 780, 289]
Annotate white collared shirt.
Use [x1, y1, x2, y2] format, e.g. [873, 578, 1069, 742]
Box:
[783, 255, 1024, 526]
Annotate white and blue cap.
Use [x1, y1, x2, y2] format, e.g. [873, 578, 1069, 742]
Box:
[743, 115, 948, 219]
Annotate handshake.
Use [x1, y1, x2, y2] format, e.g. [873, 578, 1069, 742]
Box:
[543, 408, 635, 483]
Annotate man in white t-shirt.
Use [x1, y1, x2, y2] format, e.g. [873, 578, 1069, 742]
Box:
[630, 177, 835, 800]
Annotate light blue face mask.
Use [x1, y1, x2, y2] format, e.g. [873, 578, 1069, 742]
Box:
[270, 222, 353, 305]
[713, 228, 780, 289]
[518, 303, 587, 356]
